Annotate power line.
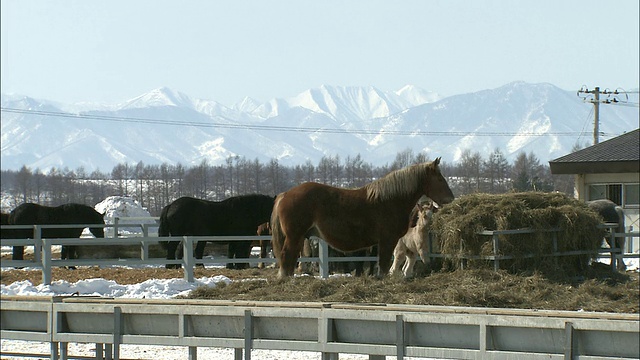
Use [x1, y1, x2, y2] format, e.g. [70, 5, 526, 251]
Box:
[577, 85, 637, 144]
[0, 106, 620, 138]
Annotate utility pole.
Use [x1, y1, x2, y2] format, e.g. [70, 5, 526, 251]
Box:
[577, 86, 627, 145]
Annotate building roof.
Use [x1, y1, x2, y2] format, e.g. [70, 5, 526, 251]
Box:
[549, 129, 640, 174]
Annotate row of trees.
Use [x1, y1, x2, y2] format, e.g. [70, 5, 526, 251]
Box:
[0, 148, 573, 216]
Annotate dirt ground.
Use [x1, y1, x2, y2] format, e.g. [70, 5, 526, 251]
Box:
[1, 260, 638, 314]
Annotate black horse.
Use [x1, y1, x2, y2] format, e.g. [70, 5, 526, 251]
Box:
[587, 199, 626, 270]
[8, 203, 105, 260]
[158, 194, 275, 269]
[1, 212, 32, 260]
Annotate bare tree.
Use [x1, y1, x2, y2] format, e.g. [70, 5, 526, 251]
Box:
[293, 164, 306, 186]
[15, 165, 32, 203]
[302, 160, 314, 183]
[160, 163, 171, 207]
[316, 156, 331, 184]
[390, 148, 414, 171]
[33, 168, 44, 203]
[331, 155, 342, 186]
[483, 148, 510, 193]
[134, 161, 145, 206]
[458, 150, 483, 194]
[414, 151, 430, 164]
[252, 158, 262, 194]
[174, 163, 185, 198]
[266, 158, 281, 195]
[111, 163, 130, 196]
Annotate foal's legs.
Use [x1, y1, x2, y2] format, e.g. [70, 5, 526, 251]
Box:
[417, 247, 431, 272]
[403, 254, 417, 278]
[390, 242, 407, 275]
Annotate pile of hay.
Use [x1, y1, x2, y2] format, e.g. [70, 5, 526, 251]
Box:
[431, 192, 606, 273]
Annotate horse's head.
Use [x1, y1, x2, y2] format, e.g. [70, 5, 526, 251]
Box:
[416, 203, 435, 229]
[257, 222, 271, 235]
[424, 157, 454, 206]
[89, 211, 106, 238]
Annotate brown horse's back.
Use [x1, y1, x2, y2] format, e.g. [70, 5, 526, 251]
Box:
[275, 182, 379, 252]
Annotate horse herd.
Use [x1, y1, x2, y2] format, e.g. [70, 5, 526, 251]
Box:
[0, 159, 627, 276]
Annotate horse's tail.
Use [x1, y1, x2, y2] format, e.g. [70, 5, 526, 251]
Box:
[158, 205, 171, 249]
[270, 197, 285, 268]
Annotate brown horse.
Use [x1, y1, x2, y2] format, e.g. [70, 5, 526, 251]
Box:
[270, 158, 454, 278]
[255, 222, 272, 269]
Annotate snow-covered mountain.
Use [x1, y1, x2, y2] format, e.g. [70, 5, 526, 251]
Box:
[1, 82, 638, 172]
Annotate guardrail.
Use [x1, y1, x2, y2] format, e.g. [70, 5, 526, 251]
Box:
[1, 297, 638, 360]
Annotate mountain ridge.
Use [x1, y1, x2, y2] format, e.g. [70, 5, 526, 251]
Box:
[1, 82, 638, 172]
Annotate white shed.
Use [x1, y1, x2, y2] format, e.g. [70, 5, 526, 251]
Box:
[549, 129, 639, 252]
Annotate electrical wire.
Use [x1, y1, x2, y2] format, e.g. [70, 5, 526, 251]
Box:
[0, 107, 597, 137]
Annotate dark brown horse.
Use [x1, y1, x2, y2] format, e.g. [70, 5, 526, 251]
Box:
[7, 203, 105, 260]
[271, 158, 454, 278]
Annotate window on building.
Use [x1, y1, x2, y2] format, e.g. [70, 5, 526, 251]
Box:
[588, 184, 606, 201]
[624, 184, 639, 207]
[588, 183, 640, 207]
[608, 184, 622, 205]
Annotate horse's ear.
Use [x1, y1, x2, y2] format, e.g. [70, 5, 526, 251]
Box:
[433, 157, 441, 166]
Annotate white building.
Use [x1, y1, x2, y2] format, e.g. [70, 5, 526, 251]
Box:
[549, 129, 639, 252]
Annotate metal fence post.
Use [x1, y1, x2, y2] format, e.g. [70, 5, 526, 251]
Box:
[113, 306, 122, 360]
[140, 240, 149, 261]
[552, 231, 559, 268]
[33, 225, 42, 264]
[396, 314, 405, 360]
[183, 236, 195, 283]
[244, 309, 253, 360]
[140, 224, 150, 261]
[319, 239, 330, 279]
[564, 322, 574, 360]
[609, 227, 617, 271]
[319, 304, 338, 360]
[113, 217, 120, 238]
[42, 238, 52, 286]
[492, 233, 500, 271]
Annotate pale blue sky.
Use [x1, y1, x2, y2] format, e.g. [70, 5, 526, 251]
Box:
[1, 0, 638, 106]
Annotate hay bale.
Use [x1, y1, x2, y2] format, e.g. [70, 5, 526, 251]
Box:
[431, 192, 605, 273]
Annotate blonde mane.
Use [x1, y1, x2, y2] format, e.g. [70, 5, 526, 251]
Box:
[365, 162, 435, 202]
